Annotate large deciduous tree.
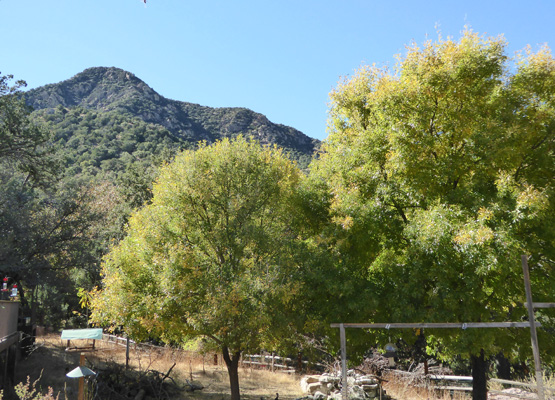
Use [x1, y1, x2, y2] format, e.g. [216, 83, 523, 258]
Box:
[313, 30, 555, 400]
[91, 136, 306, 400]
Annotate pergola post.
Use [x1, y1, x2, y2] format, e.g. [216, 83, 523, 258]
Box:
[340, 323, 348, 400]
[522, 255, 545, 400]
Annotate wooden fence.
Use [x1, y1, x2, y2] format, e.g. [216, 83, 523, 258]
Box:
[390, 370, 555, 400]
[100, 334, 303, 373]
[241, 354, 297, 373]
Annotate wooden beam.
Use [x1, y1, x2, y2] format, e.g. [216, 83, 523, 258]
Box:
[528, 303, 555, 309]
[428, 375, 473, 382]
[432, 386, 472, 391]
[330, 322, 540, 329]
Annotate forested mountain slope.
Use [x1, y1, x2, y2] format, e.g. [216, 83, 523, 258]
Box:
[0, 67, 319, 330]
[25, 67, 318, 170]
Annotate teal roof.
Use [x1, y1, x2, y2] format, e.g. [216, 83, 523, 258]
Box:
[61, 328, 103, 340]
[66, 366, 96, 378]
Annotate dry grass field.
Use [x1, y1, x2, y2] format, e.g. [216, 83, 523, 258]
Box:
[12, 335, 547, 400]
[13, 334, 304, 400]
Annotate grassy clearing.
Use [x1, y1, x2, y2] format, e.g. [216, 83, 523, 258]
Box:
[13, 334, 303, 400]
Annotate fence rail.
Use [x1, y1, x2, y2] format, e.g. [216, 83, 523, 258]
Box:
[99, 335, 300, 373]
[390, 370, 555, 399]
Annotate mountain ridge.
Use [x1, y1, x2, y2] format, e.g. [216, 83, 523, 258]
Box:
[25, 66, 319, 157]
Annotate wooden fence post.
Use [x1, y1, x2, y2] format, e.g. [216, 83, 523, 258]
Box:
[78, 353, 85, 400]
[126, 335, 130, 370]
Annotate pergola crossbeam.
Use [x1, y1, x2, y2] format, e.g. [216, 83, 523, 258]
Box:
[528, 302, 555, 309]
[330, 322, 541, 329]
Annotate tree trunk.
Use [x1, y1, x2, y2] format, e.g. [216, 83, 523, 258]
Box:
[471, 349, 488, 400]
[496, 352, 511, 380]
[222, 346, 241, 400]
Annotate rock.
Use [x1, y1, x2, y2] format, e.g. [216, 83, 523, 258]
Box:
[307, 382, 325, 394]
[367, 390, 379, 399]
[302, 371, 384, 400]
[356, 376, 378, 385]
[361, 384, 379, 392]
[348, 384, 367, 400]
[489, 388, 538, 400]
[313, 391, 327, 400]
[320, 375, 341, 384]
[301, 376, 322, 393]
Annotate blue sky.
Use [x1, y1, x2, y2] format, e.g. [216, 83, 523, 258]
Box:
[2, 0, 554, 141]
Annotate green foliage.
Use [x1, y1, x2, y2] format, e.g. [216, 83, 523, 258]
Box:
[0, 375, 59, 400]
[0, 73, 134, 329]
[92, 137, 300, 343]
[0, 74, 54, 181]
[31, 106, 186, 181]
[91, 136, 313, 399]
[313, 30, 555, 362]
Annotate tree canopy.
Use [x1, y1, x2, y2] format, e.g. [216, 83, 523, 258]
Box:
[0, 73, 52, 179]
[0, 74, 125, 329]
[312, 30, 555, 399]
[91, 136, 309, 400]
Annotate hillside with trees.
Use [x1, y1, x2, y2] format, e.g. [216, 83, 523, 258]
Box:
[25, 67, 319, 173]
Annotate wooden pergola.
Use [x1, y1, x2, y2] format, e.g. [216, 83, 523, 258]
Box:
[331, 256, 553, 400]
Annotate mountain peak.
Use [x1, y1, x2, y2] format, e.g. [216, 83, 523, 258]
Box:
[26, 66, 160, 111]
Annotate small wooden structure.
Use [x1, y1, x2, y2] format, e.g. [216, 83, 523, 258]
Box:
[61, 328, 103, 352]
[0, 300, 19, 390]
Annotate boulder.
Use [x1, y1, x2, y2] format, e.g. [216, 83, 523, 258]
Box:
[307, 382, 325, 395]
[361, 384, 379, 392]
[356, 376, 378, 385]
[320, 375, 341, 384]
[348, 384, 367, 400]
[300, 376, 322, 393]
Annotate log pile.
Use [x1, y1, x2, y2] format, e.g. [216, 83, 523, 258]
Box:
[300, 371, 390, 400]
